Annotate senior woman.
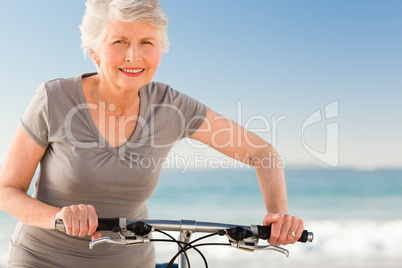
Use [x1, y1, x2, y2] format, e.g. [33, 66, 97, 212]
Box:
[0, 0, 303, 267]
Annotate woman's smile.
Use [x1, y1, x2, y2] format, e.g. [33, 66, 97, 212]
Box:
[119, 67, 146, 77]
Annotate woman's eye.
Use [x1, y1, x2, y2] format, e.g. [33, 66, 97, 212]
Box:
[142, 41, 153, 45]
[114, 40, 125, 44]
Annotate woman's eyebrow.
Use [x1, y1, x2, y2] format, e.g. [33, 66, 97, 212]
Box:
[141, 36, 157, 41]
[110, 35, 128, 40]
[109, 35, 156, 41]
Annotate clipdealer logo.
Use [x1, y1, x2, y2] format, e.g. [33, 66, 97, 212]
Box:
[302, 100, 339, 167]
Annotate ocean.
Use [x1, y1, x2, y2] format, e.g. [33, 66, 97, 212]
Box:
[1, 168, 401, 267]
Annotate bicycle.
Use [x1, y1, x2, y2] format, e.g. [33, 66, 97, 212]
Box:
[56, 218, 313, 268]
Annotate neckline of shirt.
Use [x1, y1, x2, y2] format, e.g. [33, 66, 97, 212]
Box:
[74, 73, 147, 155]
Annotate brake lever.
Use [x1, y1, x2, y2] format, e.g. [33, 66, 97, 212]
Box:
[89, 237, 127, 249]
[88, 219, 153, 249]
[254, 244, 289, 257]
[225, 226, 289, 257]
[229, 240, 289, 257]
[89, 235, 150, 249]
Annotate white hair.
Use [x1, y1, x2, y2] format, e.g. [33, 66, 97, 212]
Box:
[80, 0, 169, 57]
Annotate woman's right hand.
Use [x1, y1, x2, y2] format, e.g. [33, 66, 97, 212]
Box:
[55, 204, 102, 240]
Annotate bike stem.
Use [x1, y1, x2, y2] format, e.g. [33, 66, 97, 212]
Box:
[177, 220, 197, 268]
[178, 229, 192, 268]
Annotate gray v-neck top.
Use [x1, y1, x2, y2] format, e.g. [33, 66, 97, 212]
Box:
[8, 73, 207, 267]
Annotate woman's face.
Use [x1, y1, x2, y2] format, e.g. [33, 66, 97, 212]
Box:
[94, 20, 161, 92]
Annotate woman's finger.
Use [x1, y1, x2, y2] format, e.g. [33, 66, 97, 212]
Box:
[70, 205, 81, 236]
[277, 214, 293, 246]
[266, 214, 283, 245]
[87, 205, 98, 236]
[290, 219, 304, 244]
[91, 231, 103, 241]
[78, 205, 90, 237]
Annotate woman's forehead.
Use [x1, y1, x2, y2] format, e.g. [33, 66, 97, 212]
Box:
[106, 20, 159, 38]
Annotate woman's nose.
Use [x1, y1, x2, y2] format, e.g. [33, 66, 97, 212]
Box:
[125, 46, 141, 62]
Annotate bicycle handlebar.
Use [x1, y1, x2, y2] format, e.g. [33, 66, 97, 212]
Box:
[55, 217, 313, 266]
[55, 218, 313, 243]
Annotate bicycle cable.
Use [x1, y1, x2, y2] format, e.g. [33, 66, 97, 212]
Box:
[154, 229, 191, 268]
[154, 229, 214, 268]
[166, 232, 220, 268]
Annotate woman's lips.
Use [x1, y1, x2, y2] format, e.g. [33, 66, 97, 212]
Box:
[119, 68, 145, 77]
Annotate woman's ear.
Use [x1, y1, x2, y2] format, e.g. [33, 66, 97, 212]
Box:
[89, 49, 100, 64]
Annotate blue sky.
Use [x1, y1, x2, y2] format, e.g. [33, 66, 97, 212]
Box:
[0, 0, 401, 169]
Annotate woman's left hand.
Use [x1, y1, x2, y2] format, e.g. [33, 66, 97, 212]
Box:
[263, 213, 304, 246]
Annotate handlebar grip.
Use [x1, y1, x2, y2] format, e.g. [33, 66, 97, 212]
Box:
[257, 225, 313, 243]
[55, 218, 121, 232]
[97, 218, 121, 231]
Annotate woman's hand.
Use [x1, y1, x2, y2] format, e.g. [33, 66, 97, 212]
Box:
[55, 204, 102, 240]
[263, 213, 304, 246]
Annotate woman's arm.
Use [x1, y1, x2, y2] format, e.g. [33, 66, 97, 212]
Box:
[189, 108, 304, 246]
[0, 125, 99, 238]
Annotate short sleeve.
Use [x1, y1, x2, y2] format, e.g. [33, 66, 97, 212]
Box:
[20, 83, 50, 148]
[170, 88, 207, 139]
